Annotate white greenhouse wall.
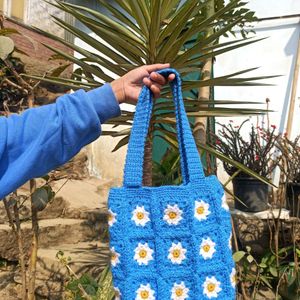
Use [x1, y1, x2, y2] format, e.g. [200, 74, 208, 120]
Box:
[215, 0, 300, 137]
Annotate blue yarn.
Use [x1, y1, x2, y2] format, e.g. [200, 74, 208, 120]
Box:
[108, 69, 235, 300]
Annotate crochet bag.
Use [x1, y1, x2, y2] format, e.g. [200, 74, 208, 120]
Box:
[108, 69, 235, 300]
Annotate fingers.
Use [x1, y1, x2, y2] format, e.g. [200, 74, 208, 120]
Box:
[142, 64, 176, 99]
[168, 73, 176, 82]
[142, 77, 163, 99]
[145, 63, 170, 73]
[150, 72, 167, 85]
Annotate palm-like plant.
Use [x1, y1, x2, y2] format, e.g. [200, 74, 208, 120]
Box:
[25, 0, 278, 185]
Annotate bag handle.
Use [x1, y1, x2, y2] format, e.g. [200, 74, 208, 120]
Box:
[123, 68, 205, 187]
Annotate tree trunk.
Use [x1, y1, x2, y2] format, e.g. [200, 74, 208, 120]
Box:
[143, 137, 153, 186]
[193, 0, 215, 146]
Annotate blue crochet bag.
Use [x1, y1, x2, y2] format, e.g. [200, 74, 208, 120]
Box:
[108, 69, 235, 300]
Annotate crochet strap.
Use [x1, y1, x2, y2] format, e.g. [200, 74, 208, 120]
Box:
[123, 68, 205, 187]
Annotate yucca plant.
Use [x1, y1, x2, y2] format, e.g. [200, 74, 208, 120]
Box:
[24, 0, 278, 186]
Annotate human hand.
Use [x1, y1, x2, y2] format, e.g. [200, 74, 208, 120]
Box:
[111, 63, 175, 104]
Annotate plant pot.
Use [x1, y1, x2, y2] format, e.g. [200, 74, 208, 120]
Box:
[286, 183, 300, 217]
[233, 177, 269, 212]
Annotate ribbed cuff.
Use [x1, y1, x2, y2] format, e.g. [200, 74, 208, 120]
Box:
[87, 83, 121, 124]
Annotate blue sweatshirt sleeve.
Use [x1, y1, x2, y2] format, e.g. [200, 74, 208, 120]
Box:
[0, 83, 120, 199]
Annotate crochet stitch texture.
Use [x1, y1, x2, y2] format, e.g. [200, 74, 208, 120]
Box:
[108, 69, 235, 300]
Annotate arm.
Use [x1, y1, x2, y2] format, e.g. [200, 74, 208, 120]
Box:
[0, 63, 174, 199]
[0, 84, 120, 198]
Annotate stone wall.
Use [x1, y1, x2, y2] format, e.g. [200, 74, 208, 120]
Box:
[4, 17, 72, 77]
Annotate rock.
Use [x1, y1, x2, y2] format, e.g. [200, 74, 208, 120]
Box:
[0, 281, 21, 300]
[13, 241, 110, 299]
[0, 218, 108, 261]
[0, 270, 15, 290]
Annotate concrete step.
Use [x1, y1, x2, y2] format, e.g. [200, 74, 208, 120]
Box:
[0, 177, 115, 224]
[0, 218, 108, 261]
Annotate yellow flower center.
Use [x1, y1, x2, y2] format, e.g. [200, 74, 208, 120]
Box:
[108, 214, 112, 222]
[137, 212, 144, 220]
[168, 211, 177, 219]
[111, 253, 116, 260]
[140, 291, 149, 299]
[175, 288, 183, 296]
[203, 245, 210, 252]
[197, 206, 204, 215]
[173, 249, 181, 258]
[139, 250, 147, 258]
[207, 283, 216, 292]
[232, 274, 237, 284]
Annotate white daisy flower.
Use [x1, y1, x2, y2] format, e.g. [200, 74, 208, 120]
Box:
[110, 247, 120, 267]
[134, 243, 154, 265]
[194, 200, 211, 221]
[228, 233, 232, 250]
[171, 282, 189, 300]
[168, 242, 187, 264]
[114, 287, 121, 300]
[108, 209, 117, 227]
[135, 283, 155, 300]
[131, 206, 150, 226]
[221, 193, 229, 211]
[163, 204, 183, 225]
[199, 237, 216, 260]
[230, 268, 237, 288]
[202, 276, 222, 299]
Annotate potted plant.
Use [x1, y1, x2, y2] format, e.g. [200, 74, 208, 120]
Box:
[276, 135, 300, 217]
[210, 119, 280, 212]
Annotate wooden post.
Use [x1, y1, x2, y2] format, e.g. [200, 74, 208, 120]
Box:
[286, 31, 300, 138]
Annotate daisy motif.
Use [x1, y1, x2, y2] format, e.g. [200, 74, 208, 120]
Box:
[135, 283, 155, 300]
[132, 206, 150, 226]
[168, 242, 187, 264]
[199, 237, 216, 260]
[221, 193, 229, 211]
[134, 243, 154, 265]
[108, 209, 117, 227]
[230, 268, 237, 288]
[110, 247, 120, 267]
[163, 204, 183, 225]
[171, 282, 189, 300]
[114, 287, 121, 300]
[202, 276, 222, 299]
[194, 200, 211, 221]
[228, 233, 232, 250]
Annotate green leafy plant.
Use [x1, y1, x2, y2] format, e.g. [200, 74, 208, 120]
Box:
[56, 251, 115, 300]
[234, 245, 300, 299]
[152, 149, 181, 186]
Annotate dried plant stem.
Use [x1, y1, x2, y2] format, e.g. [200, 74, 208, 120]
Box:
[28, 179, 38, 300]
[8, 199, 28, 300]
[3, 58, 32, 92]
